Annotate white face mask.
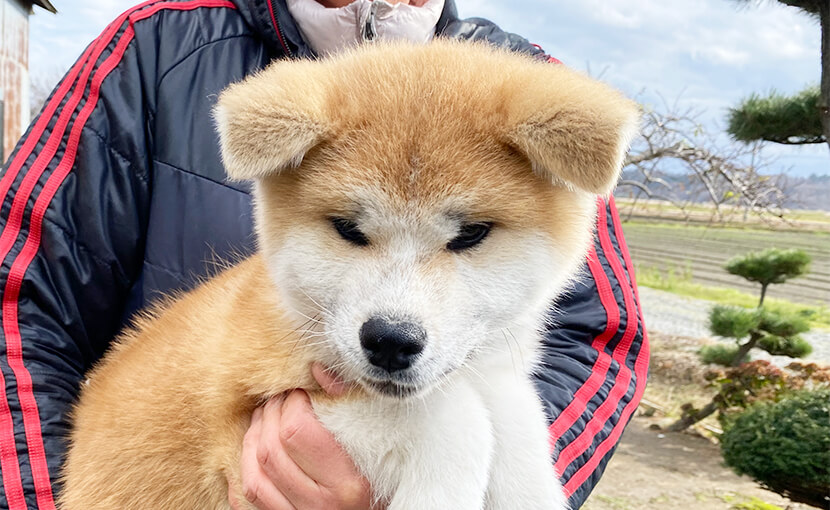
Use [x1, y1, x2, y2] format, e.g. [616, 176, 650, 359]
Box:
[287, 0, 445, 56]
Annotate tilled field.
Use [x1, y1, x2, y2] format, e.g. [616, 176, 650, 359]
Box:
[621, 222, 829, 305]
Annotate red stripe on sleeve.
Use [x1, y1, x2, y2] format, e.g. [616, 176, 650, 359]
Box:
[547, 245, 620, 452]
[0, 2, 236, 508]
[564, 331, 649, 495]
[554, 199, 641, 482]
[609, 196, 643, 306]
[0, 41, 96, 510]
[0, 2, 152, 505]
[561, 199, 650, 496]
[0, 23, 141, 510]
[0, 371, 26, 510]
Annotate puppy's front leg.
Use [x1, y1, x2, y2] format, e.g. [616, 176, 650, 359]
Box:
[477, 369, 568, 510]
[387, 380, 494, 510]
[316, 380, 493, 510]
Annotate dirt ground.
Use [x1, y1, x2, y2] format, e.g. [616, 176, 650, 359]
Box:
[582, 415, 812, 510]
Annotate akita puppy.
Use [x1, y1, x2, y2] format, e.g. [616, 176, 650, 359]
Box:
[60, 40, 638, 509]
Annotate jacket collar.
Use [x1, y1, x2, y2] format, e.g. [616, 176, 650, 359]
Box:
[234, 0, 460, 58]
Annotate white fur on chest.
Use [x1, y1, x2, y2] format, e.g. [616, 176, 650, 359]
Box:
[312, 350, 568, 510]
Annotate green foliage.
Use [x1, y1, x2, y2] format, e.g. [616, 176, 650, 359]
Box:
[724, 248, 811, 287]
[707, 305, 812, 362]
[727, 86, 824, 145]
[731, 498, 784, 510]
[777, 0, 823, 17]
[758, 334, 813, 358]
[710, 361, 830, 430]
[709, 305, 758, 339]
[730, 0, 823, 17]
[700, 344, 749, 366]
[721, 389, 830, 508]
[757, 309, 810, 337]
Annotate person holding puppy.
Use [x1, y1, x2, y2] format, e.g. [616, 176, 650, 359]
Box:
[0, 1, 648, 509]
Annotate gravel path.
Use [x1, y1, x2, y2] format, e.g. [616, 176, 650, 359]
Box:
[638, 287, 830, 363]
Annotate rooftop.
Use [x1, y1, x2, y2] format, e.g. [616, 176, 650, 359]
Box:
[24, 0, 56, 14]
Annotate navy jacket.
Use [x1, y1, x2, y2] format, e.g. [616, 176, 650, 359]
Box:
[0, 1, 648, 508]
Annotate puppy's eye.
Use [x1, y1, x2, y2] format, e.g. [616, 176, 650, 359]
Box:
[331, 218, 369, 247]
[447, 222, 493, 252]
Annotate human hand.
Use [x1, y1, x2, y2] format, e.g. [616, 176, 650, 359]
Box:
[230, 364, 378, 510]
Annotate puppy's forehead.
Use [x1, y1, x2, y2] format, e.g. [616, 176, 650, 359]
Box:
[280, 132, 586, 238]
[305, 132, 529, 205]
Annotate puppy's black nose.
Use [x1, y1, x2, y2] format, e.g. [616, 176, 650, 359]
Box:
[360, 317, 426, 373]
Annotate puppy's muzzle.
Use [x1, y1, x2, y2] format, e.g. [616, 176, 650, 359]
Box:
[360, 317, 426, 373]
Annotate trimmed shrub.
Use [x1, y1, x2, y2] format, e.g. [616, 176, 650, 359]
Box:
[700, 344, 749, 366]
[757, 310, 810, 338]
[710, 305, 759, 339]
[725, 248, 811, 287]
[721, 389, 830, 508]
[758, 334, 813, 358]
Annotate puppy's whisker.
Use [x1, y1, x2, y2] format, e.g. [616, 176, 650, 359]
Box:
[502, 329, 519, 377]
[463, 365, 492, 391]
[273, 316, 316, 347]
[290, 337, 338, 351]
[287, 308, 327, 326]
[298, 287, 335, 317]
[506, 328, 526, 373]
[288, 330, 329, 338]
[287, 314, 324, 356]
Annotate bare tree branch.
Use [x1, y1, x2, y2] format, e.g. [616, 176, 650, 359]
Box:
[617, 102, 788, 223]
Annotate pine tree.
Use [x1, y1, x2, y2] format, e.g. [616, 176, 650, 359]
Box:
[668, 248, 813, 431]
[727, 1, 830, 149]
[724, 248, 811, 306]
[704, 305, 812, 367]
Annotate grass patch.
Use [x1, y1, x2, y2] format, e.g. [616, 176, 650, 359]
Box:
[730, 497, 784, 510]
[637, 264, 830, 330]
[594, 495, 634, 510]
[615, 198, 830, 230]
[625, 219, 830, 236]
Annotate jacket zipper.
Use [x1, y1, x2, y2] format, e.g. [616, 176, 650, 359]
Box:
[265, 0, 293, 57]
[362, 2, 379, 42]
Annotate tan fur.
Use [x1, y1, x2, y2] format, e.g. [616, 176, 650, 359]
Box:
[61, 40, 639, 509]
[215, 39, 639, 194]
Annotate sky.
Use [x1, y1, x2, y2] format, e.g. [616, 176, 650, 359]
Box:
[28, 0, 830, 177]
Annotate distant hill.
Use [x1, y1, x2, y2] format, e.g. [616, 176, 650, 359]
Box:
[616, 172, 830, 211]
[786, 174, 830, 211]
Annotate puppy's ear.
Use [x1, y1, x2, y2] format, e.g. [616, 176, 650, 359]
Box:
[214, 61, 332, 181]
[503, 65, 640, 195]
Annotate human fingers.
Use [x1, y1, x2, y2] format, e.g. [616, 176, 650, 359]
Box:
[255, 394, 325, 507]
[228, 476, 244, 510]
[240, 401, 297, 510]
[277, 390, 372, 508]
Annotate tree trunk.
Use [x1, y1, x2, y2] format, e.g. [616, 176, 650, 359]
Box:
[666, 400, 719, 432]
[731, 332, 762, 367]
[820, 2, 830, 150]
[758, 283, 768, 307]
